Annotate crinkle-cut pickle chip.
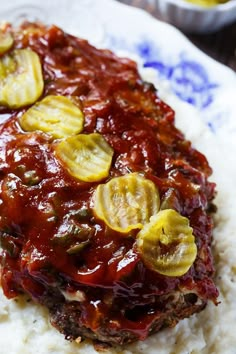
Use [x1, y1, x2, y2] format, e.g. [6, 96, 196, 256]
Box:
[136, 209, 197, 277]
[20, 95, 84, 139]
[0, 48, 43, 108]
[55, 133, 113, 182]
[93, 173, 160, 233]
[0, 30, 13, 54]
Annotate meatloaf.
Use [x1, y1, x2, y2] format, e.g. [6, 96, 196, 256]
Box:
[0, 22, 218, 346]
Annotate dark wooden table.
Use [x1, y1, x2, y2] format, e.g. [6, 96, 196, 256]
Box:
[118, 0, 236, 71]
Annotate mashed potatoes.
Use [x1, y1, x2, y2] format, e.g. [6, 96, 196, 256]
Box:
[0, 65, 236, 354]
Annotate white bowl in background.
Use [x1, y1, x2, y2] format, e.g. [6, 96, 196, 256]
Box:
[155, 0, 236, 33]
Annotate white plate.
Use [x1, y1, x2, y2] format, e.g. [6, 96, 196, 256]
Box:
[1, 0, 236, 139]
[0, 1, 236, 354]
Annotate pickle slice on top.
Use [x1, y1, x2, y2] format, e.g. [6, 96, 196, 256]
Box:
[136, 209, 197, 277]
[55, 133, 113, 182]
[20, 95, 84, 139]
[0, 30, 14, 55]
[0, 48, 44, 108]
[93, 173, 160, 233]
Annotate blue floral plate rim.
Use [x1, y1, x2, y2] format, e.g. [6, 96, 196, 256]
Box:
[0, 0, 235, 138]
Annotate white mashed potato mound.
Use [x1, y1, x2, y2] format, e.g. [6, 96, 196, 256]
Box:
[1, 64, 236, 354]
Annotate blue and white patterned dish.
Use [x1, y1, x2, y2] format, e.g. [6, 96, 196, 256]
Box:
[1, 0, 235, 141]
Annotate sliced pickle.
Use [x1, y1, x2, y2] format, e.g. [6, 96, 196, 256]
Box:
[55, 133, 113, 182]
[20, 95, 84, 138]
[136, 209, 197, 277]
[0, 48, 44, 108]
[93, 173, 160, 233]
[0, 30, 13, 55]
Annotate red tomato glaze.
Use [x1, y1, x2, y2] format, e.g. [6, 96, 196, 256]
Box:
[0, 23, 218, 342]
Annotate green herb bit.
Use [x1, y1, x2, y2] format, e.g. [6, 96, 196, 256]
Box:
[66, 208, 93, 222]
[53, 222, 94, 246]
[74, 208, 92, 221]
[23, 170, 41, 186]
[66, 240, 90, 255]
[0, 232, 19, 257]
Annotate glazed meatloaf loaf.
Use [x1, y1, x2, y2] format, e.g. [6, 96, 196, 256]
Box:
[0, 22, 218, 346]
